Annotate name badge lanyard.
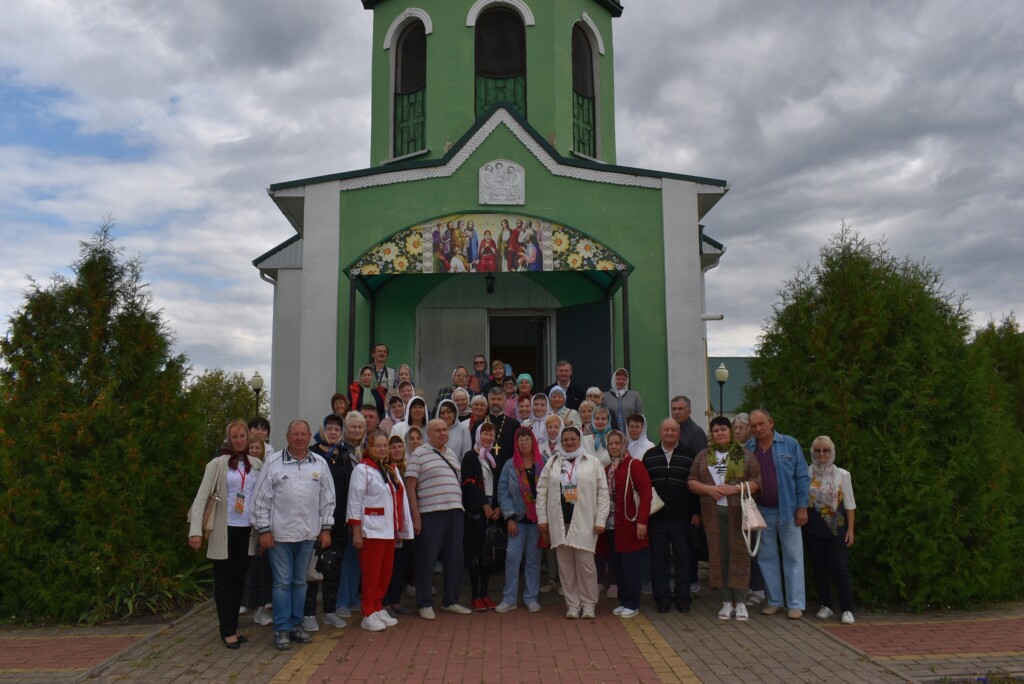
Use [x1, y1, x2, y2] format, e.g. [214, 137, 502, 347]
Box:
[234, 468, 247, 514]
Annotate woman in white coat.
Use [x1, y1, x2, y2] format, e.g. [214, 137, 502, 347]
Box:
[188, 419, 262, 648]
[347, 432, 414, 632]
[537, 426, 610, 619]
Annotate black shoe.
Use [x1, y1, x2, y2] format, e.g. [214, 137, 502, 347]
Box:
[234, 634, 248, 644]
[288, 628, 313, 644]
[676, 604, 691, 613]
[222, 637, 241, 650]
[656, 605, 671, 614]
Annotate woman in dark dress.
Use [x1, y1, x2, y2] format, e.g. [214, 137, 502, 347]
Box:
[462, 422, 501, 611]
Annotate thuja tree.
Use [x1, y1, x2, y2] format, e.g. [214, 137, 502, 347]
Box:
[0, 224, 207, 622]
[744, 226, 1024, 609]
[972, 314, 1024, 433]
[188, 368, 269, 459]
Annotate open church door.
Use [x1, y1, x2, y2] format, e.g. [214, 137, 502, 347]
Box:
[556, 300, 613, 392]
[417, 307, 488, 409]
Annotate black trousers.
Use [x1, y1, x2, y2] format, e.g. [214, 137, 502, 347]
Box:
[213, 526, 252, 639]
[383, 540, 414, 606]
[303, 536, 346, 616]
[806, 533, 855, 612]
[649, 515, 692, 608]
[607, 530, 644, 611]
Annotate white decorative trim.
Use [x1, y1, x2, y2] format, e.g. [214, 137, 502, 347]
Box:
[479, 159, 526, 204]
[336, 109, 662, 193]
[383, 8, 433, 50]
[580, 12, 605, 55]
[466, 0, 535, 27]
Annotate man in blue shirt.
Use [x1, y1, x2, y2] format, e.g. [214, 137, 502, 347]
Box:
[746, 409, 809, 619]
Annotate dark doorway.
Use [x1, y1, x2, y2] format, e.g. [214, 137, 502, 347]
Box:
[490, 314, 548, 389]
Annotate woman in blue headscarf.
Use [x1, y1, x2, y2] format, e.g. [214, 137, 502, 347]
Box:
[582, 405, 614, 467]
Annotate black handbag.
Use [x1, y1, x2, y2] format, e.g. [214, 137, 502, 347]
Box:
[480, 524, 508, 570]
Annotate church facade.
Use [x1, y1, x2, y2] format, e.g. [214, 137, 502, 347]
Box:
[255, 0, 729, 440]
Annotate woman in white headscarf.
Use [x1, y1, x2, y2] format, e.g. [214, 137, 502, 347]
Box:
[437, 398, 471, 457]
[527, 393, 551, 445]
[537, 426, 610, 620]
[539, 414, 564, 460]
[548, 386, 581, 429]
[625, 413, 654, 459]
[602, 368, 645, 433]
[390, 396, 429, 442]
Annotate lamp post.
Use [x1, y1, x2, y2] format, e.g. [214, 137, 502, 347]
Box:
[250, 371, 264, 418]
[714, 363, 729, 417]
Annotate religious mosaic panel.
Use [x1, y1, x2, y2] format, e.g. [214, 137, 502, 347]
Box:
[351, 214, 627, 275]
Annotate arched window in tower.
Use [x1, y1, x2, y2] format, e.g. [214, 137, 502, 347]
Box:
[394, 21, 427, 157]
[475, 8, 526, 118]
[572, 23, 597, 158]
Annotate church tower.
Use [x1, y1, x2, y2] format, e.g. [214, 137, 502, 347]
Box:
[257, 0, 729, 443]
[363, 0, 622, 166]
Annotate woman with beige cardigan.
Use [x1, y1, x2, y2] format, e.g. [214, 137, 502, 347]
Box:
[188, 419, 263, 648]
[537, 426, 610, 619]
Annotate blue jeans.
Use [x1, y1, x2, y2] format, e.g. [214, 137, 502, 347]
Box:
[502, 522, 541, 606]
[334, 531, 361, 611]
[755, 505, 805, 609]
[268, 540, 315, 632]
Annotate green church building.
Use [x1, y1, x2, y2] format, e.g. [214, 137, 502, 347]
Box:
[254, 0, 730, 439]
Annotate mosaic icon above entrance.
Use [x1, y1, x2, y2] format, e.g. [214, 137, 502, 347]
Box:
[351, 213, 628, 275]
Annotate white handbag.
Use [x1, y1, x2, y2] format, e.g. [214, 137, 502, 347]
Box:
[740, 481, 766, 557]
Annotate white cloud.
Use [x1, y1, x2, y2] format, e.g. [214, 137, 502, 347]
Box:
[0, 0, 1021, 384]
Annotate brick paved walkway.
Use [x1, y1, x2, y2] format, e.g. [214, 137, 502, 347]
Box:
[4, 586, 1024, 683]
[0, 626, 162, 684]
[816, 605, 1024, 682]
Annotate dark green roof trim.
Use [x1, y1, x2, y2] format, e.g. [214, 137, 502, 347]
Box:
[701, 230, 725, 251]
[360, 0, 624, 17]
[252, 233, 301, 267]
[268, 103, 727, 192]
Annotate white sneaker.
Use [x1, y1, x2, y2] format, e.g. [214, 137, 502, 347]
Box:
[540, 579, 558, 594]
[418, 606, 435, 620]
[612, 606, 625, 616]
[335, 606, 352, 618]
[253, 607, 273, 626]
[619, 608, 639, 619]
[375, 610, 398, 627]
[302, 615, 319, 632]
[606, 585, 618, 598]
[442, 603, 472, 615]
[745, 590, 765, 607]
[581, 607, 596, 620]
[322, 612, 346, 628]
[734, 604, 749, 621]
[816, 606, 834, 620]
[526, 602, 541, 613]
[718, 602, 733, 620]
[360, 613, 386, 632]
[841, 611, 855, 625]
[565, 609, 580, 619]
[238, 605, 248, 615]
[494, 601, 517, 613]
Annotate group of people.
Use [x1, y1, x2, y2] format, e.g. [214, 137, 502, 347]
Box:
[188, 347, 858, 652]
[431, 218, 544, 274]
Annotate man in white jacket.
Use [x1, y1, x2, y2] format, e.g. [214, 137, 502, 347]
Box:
[251, 420, 336, 650]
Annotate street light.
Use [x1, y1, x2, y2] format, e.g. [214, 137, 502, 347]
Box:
[714, 363, 729, 417]
[250, 371, 264, 417]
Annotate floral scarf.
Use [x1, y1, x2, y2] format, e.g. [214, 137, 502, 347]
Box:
[706, 433, 746, 481]
[512, 428, 543, 522]
[809, 449, 844, 534]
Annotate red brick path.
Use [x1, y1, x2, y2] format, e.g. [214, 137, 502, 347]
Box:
[821, 616, 1024, 657]
[0, 635, 144, 671]
[310, 609, 664, 683]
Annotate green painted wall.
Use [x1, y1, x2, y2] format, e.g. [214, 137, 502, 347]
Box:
[335, 122, 669, 412]
[367, 1, 617, 166]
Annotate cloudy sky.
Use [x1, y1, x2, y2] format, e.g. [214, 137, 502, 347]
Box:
[2, 0, 1022, 388]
